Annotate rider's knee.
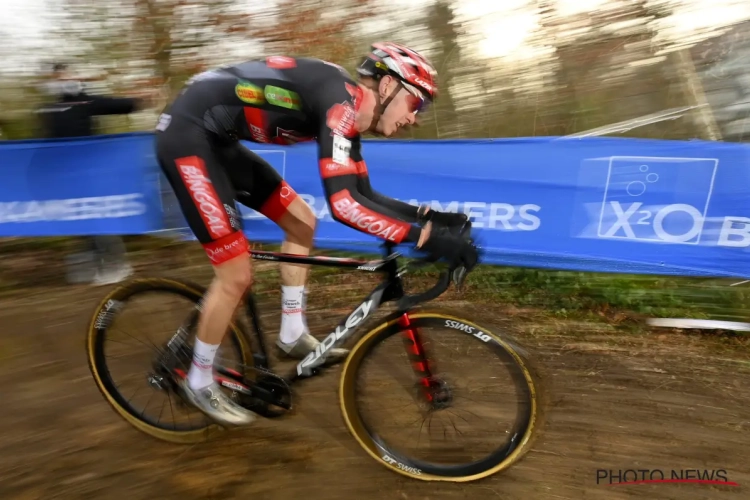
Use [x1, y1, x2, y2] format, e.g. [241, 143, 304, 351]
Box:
[214, 258, 253, 298]
[287, 205, 316, 245]
[299, 208, 317, 241]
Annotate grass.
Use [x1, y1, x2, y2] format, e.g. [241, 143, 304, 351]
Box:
[0, 235, 747, 330]
[296, 243, 749, 324]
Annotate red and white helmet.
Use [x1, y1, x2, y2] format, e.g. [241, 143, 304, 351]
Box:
[357, 42, 438, 102]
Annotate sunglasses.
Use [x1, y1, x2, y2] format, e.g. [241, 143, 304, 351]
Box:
[402, 81, 430, 114]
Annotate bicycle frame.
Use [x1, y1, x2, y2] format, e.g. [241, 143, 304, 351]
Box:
[209, 211, 476, 409]
[241, 242, 418, 385]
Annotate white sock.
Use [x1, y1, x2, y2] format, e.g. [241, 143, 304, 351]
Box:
[301, 286, 310, 333]
[280, 285, 307, 344]
[187, 338, 219, 390]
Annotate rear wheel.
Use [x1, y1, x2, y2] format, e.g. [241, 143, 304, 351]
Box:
[86, 278, 254, 444]
[339, 312, 538, 482]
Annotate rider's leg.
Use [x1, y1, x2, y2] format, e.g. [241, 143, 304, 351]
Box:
[155, 127, 256, 426]
[276, 197, 315, 344]
[178, 234, 256, 426]
[226, 145, 347, 360]
[188, 249, 252, 390]
[261, 190, 347, 360]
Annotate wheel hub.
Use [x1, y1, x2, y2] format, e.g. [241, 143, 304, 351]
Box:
[147, 373, 166, 391]
[414, 376, 453, 411]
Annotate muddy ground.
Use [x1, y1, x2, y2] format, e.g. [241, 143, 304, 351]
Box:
[0, 251, 748, 500]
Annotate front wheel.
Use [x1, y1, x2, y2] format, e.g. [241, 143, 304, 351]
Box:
[339, 312, 539, 482]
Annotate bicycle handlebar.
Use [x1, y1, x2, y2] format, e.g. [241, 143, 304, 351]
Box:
[396, 266, 454, 310]
[381, 215, 478, 310]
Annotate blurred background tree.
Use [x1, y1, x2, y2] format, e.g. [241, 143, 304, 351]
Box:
[1, 0, 749, 322]
[0, 0, 748, 141]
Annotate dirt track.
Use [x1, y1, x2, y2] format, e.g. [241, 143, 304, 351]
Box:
[0, 256, 748, 500]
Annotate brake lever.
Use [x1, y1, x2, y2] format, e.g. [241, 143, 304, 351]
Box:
[452, 266, 468, 290]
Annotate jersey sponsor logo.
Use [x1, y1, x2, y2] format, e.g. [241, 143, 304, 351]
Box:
[319, 158, 358, 178]
[235, 80, 265, 105]
[243, 108, 270, 143]
[326, 102, 357, 137]
[275, 127, 314, 145]
[175, 157, 232, 239]
[249, 123, 270, 143]
[329, 189, 408, 243]
[332, 135, 351, 165]
[266, 56, 297, 69]
[203, 232, 248, 265]
[264, 85, 302, 111]
[258, 181, 296, 222]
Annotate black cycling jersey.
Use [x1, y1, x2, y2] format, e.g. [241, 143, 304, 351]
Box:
[157, 56, 422, 254]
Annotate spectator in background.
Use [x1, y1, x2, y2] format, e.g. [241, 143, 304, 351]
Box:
[36, 62, 153, 285]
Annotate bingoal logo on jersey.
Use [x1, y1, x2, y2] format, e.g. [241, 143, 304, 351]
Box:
[326, 103, 357, 138]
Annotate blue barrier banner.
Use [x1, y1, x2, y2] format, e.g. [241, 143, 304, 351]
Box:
[0, 133, 162, 236]
[3, 133, 750, 278]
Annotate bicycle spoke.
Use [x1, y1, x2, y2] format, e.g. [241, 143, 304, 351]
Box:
[342, 313, 537, 479]
[88, 281, 252, 441]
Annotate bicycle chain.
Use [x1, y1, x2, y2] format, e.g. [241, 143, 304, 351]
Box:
[240, 363, 292, 393]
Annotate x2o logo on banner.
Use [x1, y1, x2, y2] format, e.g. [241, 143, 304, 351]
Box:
[597, 157, 718, 245]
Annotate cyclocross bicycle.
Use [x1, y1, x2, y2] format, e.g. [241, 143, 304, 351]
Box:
[86, 223, 539, 482]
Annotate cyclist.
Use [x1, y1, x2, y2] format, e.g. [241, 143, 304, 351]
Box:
[155, 42, 477, 426]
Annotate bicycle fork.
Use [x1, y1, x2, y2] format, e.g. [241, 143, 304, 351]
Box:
[399, 313, 449, 409]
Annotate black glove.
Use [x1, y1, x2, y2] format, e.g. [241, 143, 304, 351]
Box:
[417, 226, 479, 270]
[430, 210, 469, 232]
[417, 204, 470, 237]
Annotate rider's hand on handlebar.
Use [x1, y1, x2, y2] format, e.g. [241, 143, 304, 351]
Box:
[417, 204, 471, 237]
[416, 225, 478, 270]
[430, 211, 469, 233]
